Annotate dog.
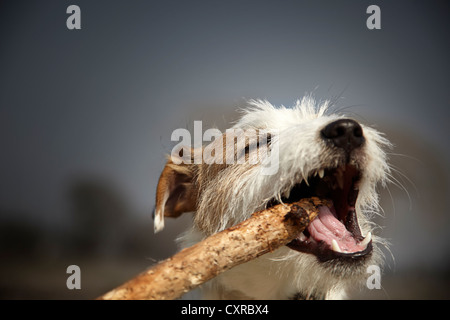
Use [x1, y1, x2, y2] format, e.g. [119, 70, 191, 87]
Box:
[153, 97, 391, 299]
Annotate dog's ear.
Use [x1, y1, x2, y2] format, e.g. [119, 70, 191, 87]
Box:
[154, 159, 197, 233]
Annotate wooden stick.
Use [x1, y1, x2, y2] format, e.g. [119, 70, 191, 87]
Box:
[97, 197, 329, 300]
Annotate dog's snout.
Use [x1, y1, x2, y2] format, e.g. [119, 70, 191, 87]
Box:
[321, 119, 364, 152]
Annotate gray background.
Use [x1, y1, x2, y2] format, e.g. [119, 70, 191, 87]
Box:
[0, 0, 449, 299]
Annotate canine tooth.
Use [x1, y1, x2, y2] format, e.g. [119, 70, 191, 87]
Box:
[331, 239, 342, 253]
[299, 232, 307, 241]
[318, 169, 325, 178]
[360, 232, 372, 248]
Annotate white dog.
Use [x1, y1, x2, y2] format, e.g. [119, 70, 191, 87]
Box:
[154, 97, 391, 299]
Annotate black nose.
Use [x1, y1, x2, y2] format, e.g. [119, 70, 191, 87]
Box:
[321, 119, 364, 152]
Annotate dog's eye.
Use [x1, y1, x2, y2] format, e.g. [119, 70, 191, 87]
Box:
[257, 133, 272, 148]
[243, 133, 273, 155]
[266, 133, 272, 145]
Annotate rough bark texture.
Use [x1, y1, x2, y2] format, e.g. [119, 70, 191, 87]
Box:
[98, 197, 329, 300]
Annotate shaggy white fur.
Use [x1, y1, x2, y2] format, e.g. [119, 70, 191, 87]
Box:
[156, 97, 392, 299]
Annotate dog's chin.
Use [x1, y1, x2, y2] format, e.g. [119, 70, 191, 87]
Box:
[267, 164, 373, 267]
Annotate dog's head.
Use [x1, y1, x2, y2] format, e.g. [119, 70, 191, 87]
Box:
[154, 97, 391, 298]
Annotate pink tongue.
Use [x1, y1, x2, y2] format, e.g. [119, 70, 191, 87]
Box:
[308, 206, 363, 253]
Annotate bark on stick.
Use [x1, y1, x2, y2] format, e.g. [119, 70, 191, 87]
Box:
[98, 197, 328, 300]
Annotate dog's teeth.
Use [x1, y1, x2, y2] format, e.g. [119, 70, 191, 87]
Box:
[283, 189, 291, 199]
[313, 171, 318, 177]
[318, 169, 325, 178]
[299, 232, 307, 241]
[360, 232, 372, 248]
[331, 239, 342, 253]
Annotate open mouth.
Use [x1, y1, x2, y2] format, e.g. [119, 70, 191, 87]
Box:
[267, 165, 373, 262]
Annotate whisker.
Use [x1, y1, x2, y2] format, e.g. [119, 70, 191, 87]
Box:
[388, 164, 419, 199]
[386, 152, 422, 165]
[385, 168, 414, 212]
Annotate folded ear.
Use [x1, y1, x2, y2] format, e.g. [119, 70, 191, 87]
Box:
[154, 159, 198, 233]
